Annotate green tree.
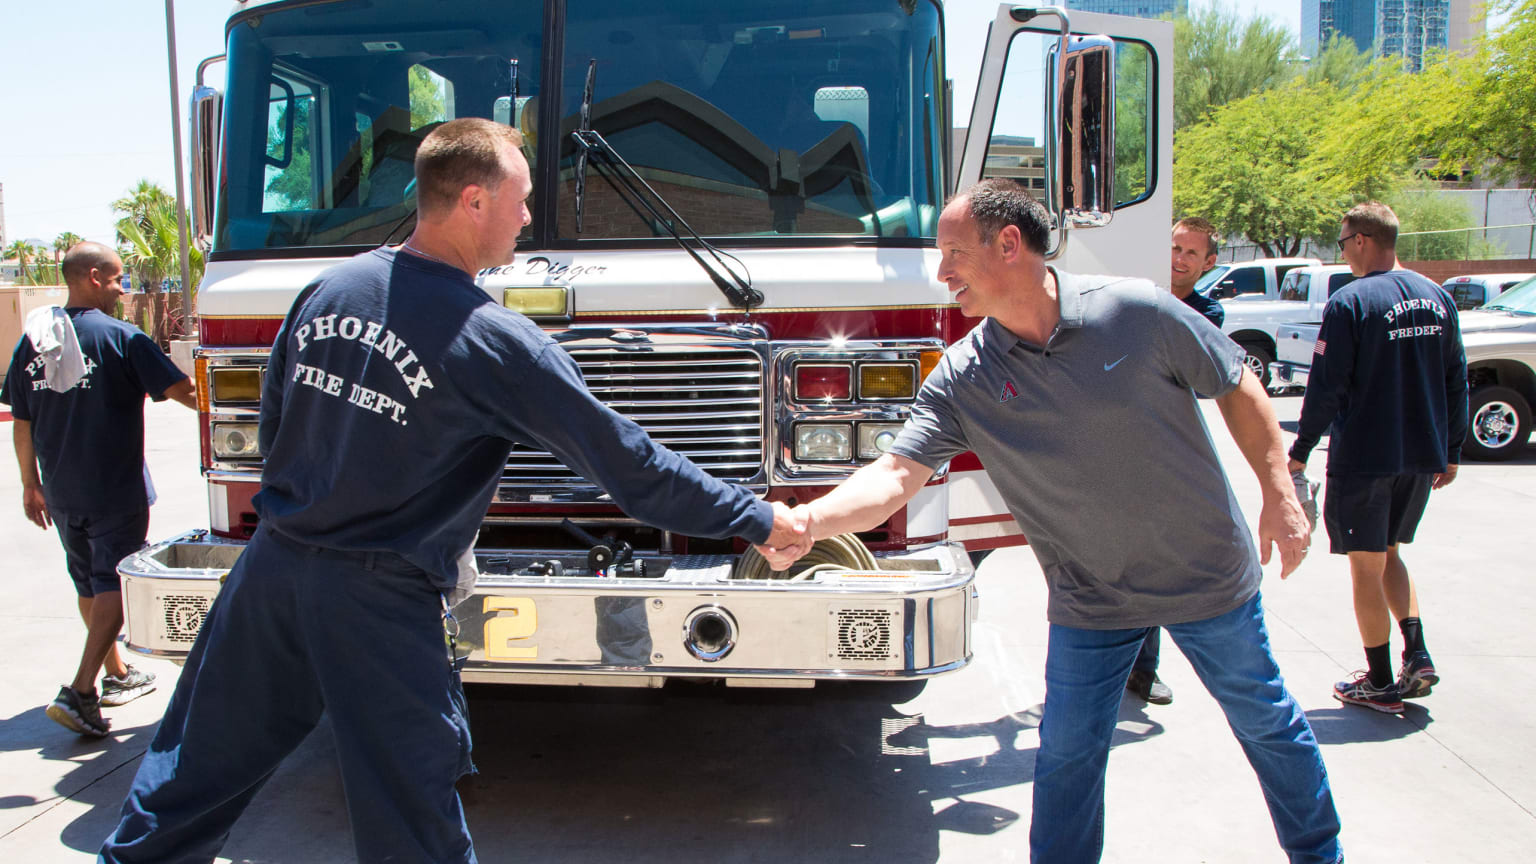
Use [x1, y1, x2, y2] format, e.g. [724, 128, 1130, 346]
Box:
[1435, 0, 1536, 187]
[264, 94, 315, 210]
[1301, 33, 1374, 89]
[1114, 43, 1151, 204]
[1174, 81, 1348, 257]
[1173, 3, 1298, 134]
[113, 180, 175, 234]
[1386, 181, 1503, 261]
[113, 182, 204, 343]
[4, 239, 37, 284]
[409, 64, 448, 129]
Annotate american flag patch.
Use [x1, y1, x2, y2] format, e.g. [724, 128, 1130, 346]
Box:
[1313, 338, 1327, 356]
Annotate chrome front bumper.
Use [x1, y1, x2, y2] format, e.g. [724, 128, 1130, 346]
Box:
[1269, 361, 1310, 389]
[119, 532, 978, 686]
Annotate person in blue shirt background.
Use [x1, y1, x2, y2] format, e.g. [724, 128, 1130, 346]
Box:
[2, 242, 197, 738]
[100, 118, 807, 864]
[1126, 216, 1230, 708]
[1169, 217, 1226, 329]
[1289, 201, 1467, 715]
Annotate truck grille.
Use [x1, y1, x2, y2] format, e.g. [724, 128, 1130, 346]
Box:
[502, 346, 765, 484]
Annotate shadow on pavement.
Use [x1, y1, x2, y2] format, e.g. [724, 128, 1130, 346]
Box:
[0, 705, 159, 855]
[1306, 703, 1434, 745]
[48, 681, 1165, 863]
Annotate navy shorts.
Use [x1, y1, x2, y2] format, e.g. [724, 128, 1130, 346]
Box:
[1323, 473, 1432, 555]
[54, 509, 150, 597]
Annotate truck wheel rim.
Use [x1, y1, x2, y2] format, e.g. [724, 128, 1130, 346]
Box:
[1243, 354, 1265, 376]
[1474, 401, 1518, 448]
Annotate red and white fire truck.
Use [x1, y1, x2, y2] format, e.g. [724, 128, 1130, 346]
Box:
[119, 1, 1172, 689]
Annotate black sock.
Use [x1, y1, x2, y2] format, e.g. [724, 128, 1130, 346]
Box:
[1365, 643, 1393, 688]
[1399, 617, 1426, 657]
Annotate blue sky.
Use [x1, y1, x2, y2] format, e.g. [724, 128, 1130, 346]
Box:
[0, 0, 1452, 251]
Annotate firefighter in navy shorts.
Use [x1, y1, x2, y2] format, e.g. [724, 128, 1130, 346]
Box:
[100, 118, 807, 863]
[1289, 201, 1468, 715]
[3, 242, 196, 738]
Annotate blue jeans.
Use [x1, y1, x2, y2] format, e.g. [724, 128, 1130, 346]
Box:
[1133, 627, 1160, 674]
[1029, 592, 1341, 864]
[100, 525, 476, 864]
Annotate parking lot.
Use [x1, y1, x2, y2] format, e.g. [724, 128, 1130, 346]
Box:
[2, 393, 1535, 862]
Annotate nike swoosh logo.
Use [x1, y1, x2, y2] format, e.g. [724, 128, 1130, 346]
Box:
[1104, 355, 1128, 371]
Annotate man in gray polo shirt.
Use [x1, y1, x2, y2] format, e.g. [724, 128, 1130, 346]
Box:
[761, 179, 1341, 864]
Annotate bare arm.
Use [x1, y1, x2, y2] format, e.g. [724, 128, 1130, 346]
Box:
[755, 453, 935, 569]
[12, 420, 49, 529]
[1215, 369, 1309, 578]
[163, 378, 198, 410]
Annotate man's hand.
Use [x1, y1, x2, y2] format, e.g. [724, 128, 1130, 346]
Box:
[1432, 463, 1458, 489]
[755, 502, 814, 571]
[22, 483, 50, 529]
[1257, 489, 1310, 579]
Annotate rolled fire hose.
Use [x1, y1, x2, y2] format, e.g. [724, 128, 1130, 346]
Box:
[733, 532, 878, 581]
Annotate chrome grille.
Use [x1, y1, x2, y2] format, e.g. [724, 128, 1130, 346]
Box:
[503, 346, 765, 484]
[161, 594, 212, 644]
[832, 608, 900, 661]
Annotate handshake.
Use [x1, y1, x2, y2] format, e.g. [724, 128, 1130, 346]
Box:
[756, 502, 818, 571]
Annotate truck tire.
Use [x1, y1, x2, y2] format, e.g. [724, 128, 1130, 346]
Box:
[1237, 341, 1274, 389]
[1465, 386, 1531, 461]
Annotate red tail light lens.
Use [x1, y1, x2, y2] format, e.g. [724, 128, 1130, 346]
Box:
[794, 363, 852, 401]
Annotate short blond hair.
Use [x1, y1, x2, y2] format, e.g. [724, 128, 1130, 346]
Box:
[1173, 217, 1220, 258]
[414, 118, 525, 217]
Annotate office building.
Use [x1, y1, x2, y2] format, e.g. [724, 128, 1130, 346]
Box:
[1303, 1, 1481, 71]
[1064, 1, 1187, 18]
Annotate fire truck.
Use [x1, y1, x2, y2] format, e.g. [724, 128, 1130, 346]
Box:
[119, 1, 1172, 689]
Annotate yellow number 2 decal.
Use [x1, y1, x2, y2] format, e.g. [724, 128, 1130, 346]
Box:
[483, 596, 538, 660]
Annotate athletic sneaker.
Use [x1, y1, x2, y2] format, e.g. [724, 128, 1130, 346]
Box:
[1397, 651, 1439, 699]
[1333, 671, 1405, 714]
[45, 686, 110, 737]
[100, 665, 157, 707]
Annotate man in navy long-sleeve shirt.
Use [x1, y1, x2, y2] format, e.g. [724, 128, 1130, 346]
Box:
[102, 119, 806, 863]
[1289, 201, 1467, 715]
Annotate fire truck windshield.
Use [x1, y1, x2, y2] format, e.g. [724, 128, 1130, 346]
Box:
[212, 0, 945, 256]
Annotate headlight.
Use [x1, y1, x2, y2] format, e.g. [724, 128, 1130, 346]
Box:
[211, 422, 260, 459]
[857, 422, 904, 460]
[794, 423, 852, 461]
[210, 367, 263, 404]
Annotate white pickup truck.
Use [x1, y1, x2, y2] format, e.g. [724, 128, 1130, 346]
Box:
[1276, 276, 1536, 460]
[1214, 264, 1354, 388]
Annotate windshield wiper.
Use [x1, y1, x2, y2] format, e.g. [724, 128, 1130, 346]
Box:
[569, 61, 761, 310]
[574, 60, 596, 235]
[572, 129, 763, 310]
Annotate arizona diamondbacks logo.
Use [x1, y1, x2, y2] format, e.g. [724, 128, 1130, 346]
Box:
[999, 379, 1019, 402]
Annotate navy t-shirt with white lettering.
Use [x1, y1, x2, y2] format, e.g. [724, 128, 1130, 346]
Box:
[1, 308, 188, 516]
[256, 248, 773, 588]
[1290, 269, 1468, 475]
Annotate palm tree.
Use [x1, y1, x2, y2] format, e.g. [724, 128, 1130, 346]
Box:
[3, 239, 29, 283]
[3, 240, 49, 285]
[54, 231, 84, 261]
[113, 180, 175, 239]
[117, 198, 204, 345]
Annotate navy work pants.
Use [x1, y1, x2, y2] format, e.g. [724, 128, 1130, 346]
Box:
[101, 524, 476, 864]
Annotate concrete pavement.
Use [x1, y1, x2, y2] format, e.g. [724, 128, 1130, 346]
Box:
[2, 393, 1534, 862]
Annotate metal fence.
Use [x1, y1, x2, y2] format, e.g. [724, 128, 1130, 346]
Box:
[1218, 222, 1536, 265]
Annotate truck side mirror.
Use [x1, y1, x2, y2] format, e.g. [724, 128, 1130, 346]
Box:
[189, 70, 224, 250]
[1048, 34, 1115, 228]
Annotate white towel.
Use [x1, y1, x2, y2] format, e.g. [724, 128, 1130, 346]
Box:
[24, 305, 87, 392]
